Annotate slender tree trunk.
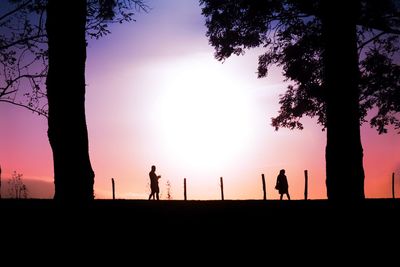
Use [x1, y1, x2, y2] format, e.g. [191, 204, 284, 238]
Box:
[46, 0, 94, 201]
[321, 1, 365, 200]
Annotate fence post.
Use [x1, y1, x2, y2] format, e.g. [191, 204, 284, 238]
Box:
[184, 178, 187, 201]
[220, 177, 224, 200]
[111, 178, 115, 200]
[304, 170, 308, 200]
[262, 174, 266, 200]
[0, 165, 2, 199]
[392, 172, 395, 199]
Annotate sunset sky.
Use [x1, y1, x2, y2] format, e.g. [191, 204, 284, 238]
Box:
[1, 0, 399, 200]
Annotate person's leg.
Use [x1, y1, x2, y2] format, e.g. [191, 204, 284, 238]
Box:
[148, 192, 153, 200]
[156, 192, 159, 200]
[280, 194, 283, 200]
[287, 193, 291, 200]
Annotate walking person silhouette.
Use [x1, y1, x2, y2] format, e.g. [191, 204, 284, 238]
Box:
[148, 165, 161, 200]
[275, 169, 290, 200]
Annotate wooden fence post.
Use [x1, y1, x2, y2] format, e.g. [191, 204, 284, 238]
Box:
[220, 177, 224, 200]
[304, 170, 308, 200]
[262, 174, 266, 200]
[111, 178, 115, 200]
[0, 165, 2, 199]
[392, 172, 395, 199]
[184, 178, 187, 201]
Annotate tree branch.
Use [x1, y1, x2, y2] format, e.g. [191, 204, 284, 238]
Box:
[0, 98, 48, 117]
[0, 0, 32, 22]
[0, 34, 47, 51]
[363, 23, 400, 35]
[0, 89, 17, 98]
[0, 74, 46, 94]
[358, 31, 387, 51]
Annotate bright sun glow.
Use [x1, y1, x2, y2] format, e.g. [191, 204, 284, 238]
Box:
[154, 55, 256, 173]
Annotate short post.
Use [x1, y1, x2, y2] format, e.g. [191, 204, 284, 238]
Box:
[262, 174, 266, 200]
[184, 178, 187, 201]
[0, 164, 2, 199]
[111, 178, 115, 200]
[220, 177, 224, 200]
[304, 170, 308, 200]
[392, 172, 395, 199]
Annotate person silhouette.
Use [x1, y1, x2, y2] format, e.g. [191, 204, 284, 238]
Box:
[148, 165, 161, 200]
[275, 169, 290, 200]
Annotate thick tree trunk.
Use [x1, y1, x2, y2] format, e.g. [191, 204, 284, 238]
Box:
[46, 0, 94, 201]
[321, 1, 365, 200]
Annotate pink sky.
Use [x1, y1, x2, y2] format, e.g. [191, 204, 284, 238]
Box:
[1, 0, 399, 199]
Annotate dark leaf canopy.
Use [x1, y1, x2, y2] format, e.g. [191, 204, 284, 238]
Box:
[201, 0, 400, 133]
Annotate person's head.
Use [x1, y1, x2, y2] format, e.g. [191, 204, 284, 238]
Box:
[280, 169, 285, 175]
[151, 165, 156, 172]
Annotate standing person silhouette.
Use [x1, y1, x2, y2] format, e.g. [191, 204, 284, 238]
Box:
[148, 165, 161, 200]
[275, 169, 290, 200]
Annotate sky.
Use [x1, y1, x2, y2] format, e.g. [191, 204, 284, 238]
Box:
[1, 0, 399, 200]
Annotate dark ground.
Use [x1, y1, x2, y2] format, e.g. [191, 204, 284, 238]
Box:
[2, 199, 399, 234]
[1, 199, 399, 261]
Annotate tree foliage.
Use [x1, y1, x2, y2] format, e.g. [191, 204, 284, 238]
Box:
[201, 0, 400, 133]
[0, 0, 147, 116]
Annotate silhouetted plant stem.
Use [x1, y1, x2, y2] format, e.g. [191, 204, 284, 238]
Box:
[262, 174, 266, 200]
[220, 177, 224, 200]
[112, 178, 115, 200]
[184, 178, 187, 201]
[304, 170, 308, 200]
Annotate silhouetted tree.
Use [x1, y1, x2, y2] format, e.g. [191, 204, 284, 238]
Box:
[200, 0, 400, 200]
[2, 1, 146, 202]
[46, 0, 146, 201]
[8, 171, 28, 199]
[46, 0, 92, 201]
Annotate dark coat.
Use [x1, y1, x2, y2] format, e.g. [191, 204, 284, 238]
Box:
[275, 174, 289, 194]
[149, 171, 160, 193]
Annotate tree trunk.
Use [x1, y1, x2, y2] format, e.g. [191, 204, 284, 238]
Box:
[321, 1, 365, 200]
[46, 0, 94, 201]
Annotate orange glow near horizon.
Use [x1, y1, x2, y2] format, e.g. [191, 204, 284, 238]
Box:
[0, 0, 399, 200]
